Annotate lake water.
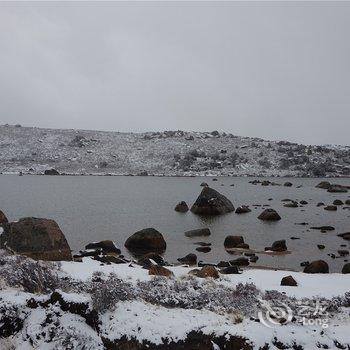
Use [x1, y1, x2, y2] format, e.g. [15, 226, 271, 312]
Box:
[0, 175, 349, 272]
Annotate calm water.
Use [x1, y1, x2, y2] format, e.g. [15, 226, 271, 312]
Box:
[0, 175, 349, 272]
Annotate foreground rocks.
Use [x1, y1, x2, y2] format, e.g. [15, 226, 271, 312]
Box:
[174, 201, 189, 213]
[190, 187, 234, 215]
[281, 275, 297, 286]
[85, 240, 121, 255]
[0, 217, 72, 261]
[125, 228, 166, 254]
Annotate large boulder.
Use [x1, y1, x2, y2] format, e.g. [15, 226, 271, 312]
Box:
[174, 201, 189, 213]
[0, 210, 8, 225]
[190, 187, 234, 215]
[342, 263, 350, 274]
[280, 275, 297, 286]
[316, 181, 331, 189]
[224, 235, 244, 248]
[124, 228, 166, 254]
[0, 217, 72, 261]
[265, 240, 287, 252]
[258, 209, 281, 221]
[303, 260, 329, 274]
[185, 228, 211, 237]
[85, 240, 121, 255]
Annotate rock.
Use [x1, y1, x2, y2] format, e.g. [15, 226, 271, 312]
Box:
[0, 217, 72, 261]
[148, 265, 173, 277]
[212, 178, 218, 181]
[185, 228, 211, 237]
[44, 169, 59, 175]
[345, 200, 350, 205]
[338, 232, 350, 241]
[310, 226, 335, 231]
[200, 182, 208, 187]
[284, 182, 293, 187]
[265, 240, 287, 252]
[249, 255, 259, 263]
[190, 187, 234, 215]
[284, 201, 298, 208]
[300, 261, 310, 267]
[299, 200, 308, 205]
[280, 275, 297, 286]
[316, 181, 331, 189]
[193, 265, 219, 279]
[290, 237, 300, 240]
[333, 199, 344, 205]
[195, 246, 211, 253]
[235, 206, 251, 214]
[177, 253, 197, 265]
[0, 210, 8, 225]
[258, 209, 281, 221]
[138, 252, 165, 267]
[193, 242, 211, 247]
[174, 201, 189, 213]
[124, 228, 166, 254]
[236, 243, 250, 249]
[229, 257, 250, 266]
[338, 250, 349, 257]
[93, 255, 127, 264]
[224, 235, 244, 248]
[317, 245, 325, 250]
[220, 266, 240, 274]
[342, 263, 350, 274]
[317, 202, 325, 207]
[85, 240, 121, 255]
[217, 261, 230, 268]
[303, 260, 329, 273]
[324, 205, 337, 211]
[327, 185, 348, 193]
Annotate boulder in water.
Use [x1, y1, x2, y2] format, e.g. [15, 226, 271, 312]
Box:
[265, 240, 287, 252]
[303, 260, 329, 273]
[174, 201, 189, 213]
[125, 228, 166, 254]
[190, 187, 234, 215]
[44, 169, 60, 175]
[177, 253, 197, 265]
[342, 263, 350, 274]
[184, 228, 211, 237]
[235, 205, 251, 214]
[85, 240, 121, 255]
[224, 235, 244, 248]
[316, 181, 331, 189]
[258, 209, 281, 221]
[0, 217, 72, 261]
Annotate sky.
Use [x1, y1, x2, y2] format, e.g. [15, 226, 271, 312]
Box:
[0, 1, 349, 145]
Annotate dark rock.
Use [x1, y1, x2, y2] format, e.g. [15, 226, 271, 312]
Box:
[295, 222, 308, 226]
[345, 199, 350, 205]
[249, 255, 259, 263]
[195, 246, 211, 253]
[177, 253, 197, 265]
[193, 242, 211, 247]
[229, 257, 250, 266]
[235, 205, 251, 214]
[125, 228, 166, 254]
[280, 275, 297, 286]
[197, 261, 216, 267]
[138, 171, 148, 176]
[190, 187, 234, 215]
[300, 261, 310, 267]
[224, 235, 244, 248]
[93, 255, 127, 264]
[327, 185, 348, 193]
[138, 252, 165, 266]
[333, 199, 344, 206]
[338, 232, 350, 241]
[174, 201, 189, 213]
[185, 228, 211, 237]
[324, 205, 337, 211]
[342, 263, 350, 274]
[338, 250, 349, 257]
[299, 200, 308, 205]
[200, 182, 208, 187]
[265, 240, 287, 252]
[284, 201, 298, 208]
[236, 243, 250, 249]
[220, 266, 240, 274]
[317, 245, 325, 250]
[310, 226, 335, 231]
[0, 217, 72, 261]
[317, 202, 325, 207]
[44, 169, 59, 175]
[303, 260, 329, 273]
[217, 261, 230, 268]
[290, 237, 300, 240]
[148, 265, 173, 277]
[0, 210, 8, 225]
[85, 240, 121, 255]
[258, 209, 281, 221]
[316, 181, 331, 189]
[284, 182, 293, 187]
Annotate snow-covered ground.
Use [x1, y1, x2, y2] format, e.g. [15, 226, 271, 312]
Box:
[0, 252, 349, 349]
[1, 125, 349, 177]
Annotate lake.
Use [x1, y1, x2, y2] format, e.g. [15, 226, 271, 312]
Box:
[0, 175, 349, 272]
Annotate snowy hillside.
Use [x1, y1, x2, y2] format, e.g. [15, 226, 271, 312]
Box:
[0, 125, 349, 177]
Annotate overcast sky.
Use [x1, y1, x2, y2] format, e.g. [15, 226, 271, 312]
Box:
[0, 2, 349, 145]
